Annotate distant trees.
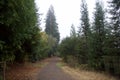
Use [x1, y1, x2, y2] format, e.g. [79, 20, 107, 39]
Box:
[70, 24, 77, 38]
[45, 5, 60, 56]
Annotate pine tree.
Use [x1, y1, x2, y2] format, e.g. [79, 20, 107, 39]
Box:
[80, 0, 90, 37]
[109, 0, 120, 55]
[45, 5, 60, 44]
[79, 0, 90, 64]
[103, 0, 120, 75]
[45, 5, 60, 56]
[90, 1, 105, 69]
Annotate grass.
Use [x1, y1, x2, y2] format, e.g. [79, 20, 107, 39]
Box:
[59, 62, 118, 80]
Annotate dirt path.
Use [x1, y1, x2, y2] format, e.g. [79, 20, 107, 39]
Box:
[6, 57, 118, 80]
[37, 57, 74, 80]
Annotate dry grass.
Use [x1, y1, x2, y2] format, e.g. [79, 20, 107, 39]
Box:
[60, 63, 118, 80]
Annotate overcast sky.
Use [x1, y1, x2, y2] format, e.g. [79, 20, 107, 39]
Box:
[35, 0, 108, 40]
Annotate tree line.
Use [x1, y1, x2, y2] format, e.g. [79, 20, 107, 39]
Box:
[59, 0, 120, 76]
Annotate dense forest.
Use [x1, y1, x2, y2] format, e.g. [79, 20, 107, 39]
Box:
[0, 0, 46, 63]
[0, 0, 119, 79]
[0, 0, 59, 63]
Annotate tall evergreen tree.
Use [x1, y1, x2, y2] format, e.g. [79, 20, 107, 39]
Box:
[80, 0, 90, 37]
[103, 0, 120, 75]
[109, 0, 120, 55]
[45, 5, 60, 44]
[45, 5, 60, 56]
[90, 1, 106, 69]
[79, 0, 90, 64]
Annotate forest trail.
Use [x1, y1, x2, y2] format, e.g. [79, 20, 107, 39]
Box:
[37, 57, 74, 80]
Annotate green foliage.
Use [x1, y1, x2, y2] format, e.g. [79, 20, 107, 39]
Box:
[89, 1, 106, 70]
[39, 32, 51, 58]
[59, 25, 88, 66]
[59, 37, 78, 62]
[102, 0, 120, 75]
[47, 35, 57, 56]
[79, 0, 91, 64]
[0, 0, 49, 63]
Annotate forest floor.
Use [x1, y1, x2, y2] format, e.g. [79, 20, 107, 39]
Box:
[6, 57, 118, 80]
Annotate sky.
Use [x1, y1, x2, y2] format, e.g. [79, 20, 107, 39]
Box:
[35, 0, 108, 40]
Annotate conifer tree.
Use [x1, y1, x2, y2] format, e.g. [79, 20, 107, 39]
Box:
[103, 0, 120, 75]
[80, 0, 90, 37]
[90, 1, 105, 69]
[45, 5, 60, 56]
[79, 0, 90, 63]
[45, 5, 60, 44]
